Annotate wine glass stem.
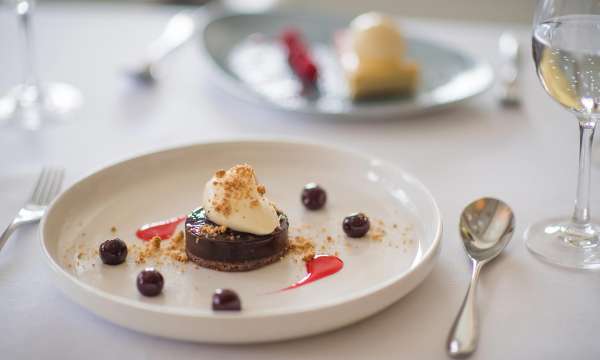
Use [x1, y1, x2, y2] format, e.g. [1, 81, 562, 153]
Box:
[573, 116, 597, 225]
[16, 0, 40, 92]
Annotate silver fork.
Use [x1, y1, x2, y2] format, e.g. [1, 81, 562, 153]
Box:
[0, 167, 64, 252]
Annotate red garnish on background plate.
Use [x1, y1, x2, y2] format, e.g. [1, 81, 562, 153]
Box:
[281, 28, 319, 85]
[136, 215, 186, 241]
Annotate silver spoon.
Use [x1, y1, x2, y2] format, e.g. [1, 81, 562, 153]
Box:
[125, 11, 197, 85]
[447, 197, 515, 358]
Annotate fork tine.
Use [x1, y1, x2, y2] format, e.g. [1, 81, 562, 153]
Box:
[38, 169, 56, 206]
[30, 168, 50, 205]
[40, 168, 59, 205]
[41, 168, 64, 205]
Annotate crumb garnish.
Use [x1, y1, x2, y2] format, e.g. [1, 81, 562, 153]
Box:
[303, 253, 315, 262]
[288, 236, 316, 262]
[134, 231, 188, 264]
[199, 224, 228, 236]
[367, 219, 386, 241]
[150, 236, 161, 250]
[257, 185, 266, 195]
[209, 164, 269, 218]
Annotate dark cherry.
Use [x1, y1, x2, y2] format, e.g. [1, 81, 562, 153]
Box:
[136, 268, 164, 297]
[301, 183, 327, 210]
[99, 238, 128, 265]
[212, 289, 242, 311]
[342, 213, 370, 238]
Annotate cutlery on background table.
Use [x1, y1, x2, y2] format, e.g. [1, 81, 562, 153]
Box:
[447, 197, 515, 358]
[498, 32, 521, 107]
[0, 167, 64, 252]
[125, 11, 197, 85]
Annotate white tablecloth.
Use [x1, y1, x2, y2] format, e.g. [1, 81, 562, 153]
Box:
[1, 3, 599, 360]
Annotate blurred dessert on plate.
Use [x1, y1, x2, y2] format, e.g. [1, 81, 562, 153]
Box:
[335, 12, 419, 100]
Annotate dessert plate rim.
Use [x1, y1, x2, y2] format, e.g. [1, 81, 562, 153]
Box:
[40, 138, 442, 321]
[198, 11, 494, 119]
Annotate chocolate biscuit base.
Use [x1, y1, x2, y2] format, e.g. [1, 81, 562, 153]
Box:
[187, 246, 287, 272]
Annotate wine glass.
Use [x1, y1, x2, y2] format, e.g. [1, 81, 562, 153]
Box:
[0, 0, 82, 130]
[527, 0, 600, 268]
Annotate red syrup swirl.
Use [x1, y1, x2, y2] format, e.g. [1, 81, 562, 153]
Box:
[136, 215, 186, 241]
[282, 255, 344, 291]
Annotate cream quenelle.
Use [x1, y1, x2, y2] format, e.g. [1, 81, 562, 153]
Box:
[350, 12, 405, 63]
[202, 164, 279, 235]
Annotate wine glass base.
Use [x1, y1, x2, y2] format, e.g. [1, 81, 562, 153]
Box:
[525, 217, 600, 269]
[0, 82, 83, 130]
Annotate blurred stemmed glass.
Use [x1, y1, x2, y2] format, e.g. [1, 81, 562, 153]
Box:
[527, 0, 600, 268]
[0, 0, 82, 130]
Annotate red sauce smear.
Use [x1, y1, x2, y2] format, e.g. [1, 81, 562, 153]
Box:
[136, 215, 186, 241]
[282, 255, 343, 291]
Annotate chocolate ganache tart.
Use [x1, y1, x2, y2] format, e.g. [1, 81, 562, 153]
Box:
[185, 164, 289, 272]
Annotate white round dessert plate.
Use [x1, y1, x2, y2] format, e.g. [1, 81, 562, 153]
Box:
[41, 140, 442, 343]
[200, 12, 493, 119]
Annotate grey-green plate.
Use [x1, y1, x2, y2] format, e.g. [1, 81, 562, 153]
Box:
[200, 12, 494, 119]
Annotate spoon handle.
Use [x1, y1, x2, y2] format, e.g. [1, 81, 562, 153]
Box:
[447, 261, 483, 358]
[146, 12, 196, 64]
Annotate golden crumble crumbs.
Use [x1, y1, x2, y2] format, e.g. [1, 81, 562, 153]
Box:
[213, 202, 232, 217]
[209, 164, 269, 218]
[257, 185, 266, 195]
[149, 236, 161, 250]
[366, 219, 386, 241]
[167, 230, 184, 248]
[134, 231, 188, 264]
[368, 227, 386, 241]
[303, 253, 315, 262]
[199, 224, 227, 235]
[289, 236, 316, 262]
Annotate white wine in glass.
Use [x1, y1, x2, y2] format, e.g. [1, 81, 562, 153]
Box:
[0, 0, 82, 130]
[527, 0, 600, 268]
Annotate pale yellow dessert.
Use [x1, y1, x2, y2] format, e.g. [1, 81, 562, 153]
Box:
[335, 12, 419, 100]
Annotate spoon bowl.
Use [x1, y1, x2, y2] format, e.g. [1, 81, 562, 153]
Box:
[459, 197, 515, 263]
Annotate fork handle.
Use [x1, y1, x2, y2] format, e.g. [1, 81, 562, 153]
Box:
[0, 220, 20, 252]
